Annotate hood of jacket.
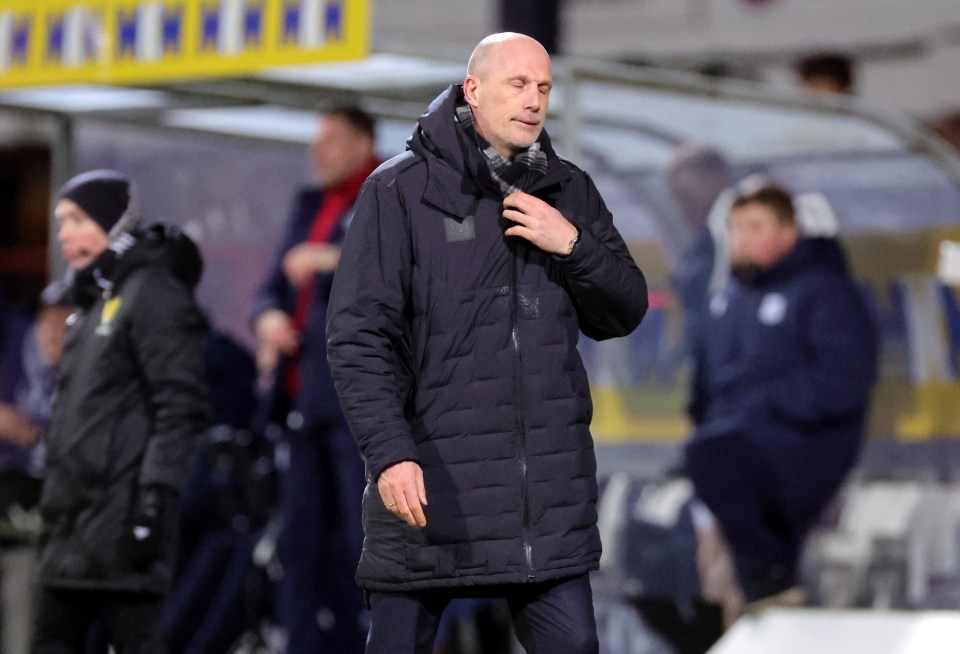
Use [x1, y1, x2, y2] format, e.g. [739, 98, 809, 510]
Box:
[742, 236, 849, 289]
[406, 85, 568, 212]
[70, 223, 203, 308]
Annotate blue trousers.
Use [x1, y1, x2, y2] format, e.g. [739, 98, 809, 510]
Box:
[365, 574, 599, 654]
[277, 417, 367, 654]
[685, 434, 815, 601]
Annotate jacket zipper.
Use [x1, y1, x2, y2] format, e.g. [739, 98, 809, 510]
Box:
[511, 242, 535, 582]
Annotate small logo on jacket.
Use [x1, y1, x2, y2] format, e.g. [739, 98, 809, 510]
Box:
[709, 293, 728, 317]
[443, 215, 476, 242]
[758, 292, 788, 325]
[96, 296, 122, 336]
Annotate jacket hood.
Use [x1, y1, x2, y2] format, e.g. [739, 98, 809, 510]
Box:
[407, 85, 467, 173]
[750, 237, 849, 288]
[407, 85, 565, 197]
[146, 223, 204, 290]
[70, 223, 203, 307]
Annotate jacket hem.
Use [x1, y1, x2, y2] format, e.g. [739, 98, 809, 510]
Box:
[356, 560, 599, 593]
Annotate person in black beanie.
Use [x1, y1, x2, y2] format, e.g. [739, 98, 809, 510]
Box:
[32, 170, 210, 653]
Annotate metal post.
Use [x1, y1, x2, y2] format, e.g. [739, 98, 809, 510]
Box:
[559, 63, 581, 165]
[48, 114, 74, 279]
[498, 0, 563, 54]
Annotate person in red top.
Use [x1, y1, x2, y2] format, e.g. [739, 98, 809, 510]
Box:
[252, 105, 379, 654]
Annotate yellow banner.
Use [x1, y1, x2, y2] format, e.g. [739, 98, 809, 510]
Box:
[0, 0, 369, 88]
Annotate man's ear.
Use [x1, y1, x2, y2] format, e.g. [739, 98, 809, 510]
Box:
[463, 76, 480, 108]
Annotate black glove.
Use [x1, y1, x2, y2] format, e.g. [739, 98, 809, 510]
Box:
[122, 484, 173, 569]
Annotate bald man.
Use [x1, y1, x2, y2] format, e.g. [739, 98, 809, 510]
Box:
[327, 33, 648, 653]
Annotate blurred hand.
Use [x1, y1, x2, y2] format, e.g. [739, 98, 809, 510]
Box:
[0, 404, 37, 447]
[377, 461, 428, 528]
[122, 484, 173, 570]
[282, 243, 341, 287]
[502, 192, 579, 255]
[255, 309, 299, 374]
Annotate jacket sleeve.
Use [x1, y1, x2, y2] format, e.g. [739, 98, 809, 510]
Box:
[687, 328, 709, 425]
[741, 280, 878, 426]
[130, 270, 210, 491]
[555, 171, 649, 341]
[326, 178, 417, 482]
[250, 191, 311, 320]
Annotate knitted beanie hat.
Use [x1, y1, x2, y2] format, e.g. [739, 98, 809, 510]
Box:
[58, 169, 133, 236]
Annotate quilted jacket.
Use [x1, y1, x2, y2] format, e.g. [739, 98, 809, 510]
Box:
[39, 226, 209, 594]
[327, 85, 648, 591]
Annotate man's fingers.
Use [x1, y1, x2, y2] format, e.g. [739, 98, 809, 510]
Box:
[405, 487, 427, 528]
[379, 484, 425, 528]
[416, 468, 428, 506]
[503, 191, 542, 212]
[502, 208, 532, 226]
[379, 489, 396, 510]
[410, 508, 427, 528]
[504, 225, 535, 241]
[392, 492, 424, 528]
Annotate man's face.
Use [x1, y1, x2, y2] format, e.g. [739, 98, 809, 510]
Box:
[729, 202, 799, 269]
[463, 39, 552, 159]
[310, 114, 373, 187]
[56, 199, 109, 270]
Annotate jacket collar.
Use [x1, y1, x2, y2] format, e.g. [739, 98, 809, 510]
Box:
[411, 85, 572, 218]
[743, 237, 850, 289]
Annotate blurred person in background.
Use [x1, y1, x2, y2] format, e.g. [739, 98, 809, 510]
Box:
[794, 52, 856, 95]
[0, 281, 72, 654]
[327, 32, 647, 654]
[684, 183, 878, 607]
[0, 286, 31, 418]
[161, 321, 268, 654]
[252, 104, 380, 654]
[33, 170, 209, 653]
[668, 145, 733, 354]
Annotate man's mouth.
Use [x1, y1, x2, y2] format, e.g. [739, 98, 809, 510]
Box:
[63, 248, 85, 262]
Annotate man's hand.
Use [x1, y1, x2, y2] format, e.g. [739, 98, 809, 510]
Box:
[502, 192, 579, 255]
[254, 309, 299, 374]
[121, 484, 174, 570]
[282, 243, 341, 287]
[0, 404, 37, 447]
[377, 461, 428, 528]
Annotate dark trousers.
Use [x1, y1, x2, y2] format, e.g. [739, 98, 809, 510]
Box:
[365, 574, 599, 654]
[32, 587, 165, 654]
[277, 417, 367, 654]
[685, 435, 815, 601]
[162, 531, 254, 654]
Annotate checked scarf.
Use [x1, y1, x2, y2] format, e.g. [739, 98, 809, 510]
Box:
[454, 93, 548, 197]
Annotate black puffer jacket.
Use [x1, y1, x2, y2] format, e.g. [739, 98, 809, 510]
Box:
[327, 86, 648, 591]
[39, 225, 209, 594]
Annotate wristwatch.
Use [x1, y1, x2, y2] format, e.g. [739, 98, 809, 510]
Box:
[564, 228, 581, 256]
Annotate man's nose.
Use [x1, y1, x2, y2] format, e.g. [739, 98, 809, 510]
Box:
[523, 86, 541, 112]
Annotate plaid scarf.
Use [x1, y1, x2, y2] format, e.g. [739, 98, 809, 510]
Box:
[455, 97, 548, 197]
